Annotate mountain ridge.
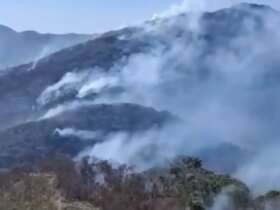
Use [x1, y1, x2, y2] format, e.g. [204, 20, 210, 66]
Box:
[0, 24, 93, 69]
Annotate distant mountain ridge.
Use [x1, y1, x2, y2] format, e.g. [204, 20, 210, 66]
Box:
[0, 24, 93, 69]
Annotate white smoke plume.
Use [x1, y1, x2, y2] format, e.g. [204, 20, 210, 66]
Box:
[208, 187, 236, 210]
[40, 100, 95, 119]
[152, 0, 233, 20]
[235, 144, 280, 196]
[35, 1, 280, 196]
[28, 45, 52, 71]
[54, 128, 99, 140]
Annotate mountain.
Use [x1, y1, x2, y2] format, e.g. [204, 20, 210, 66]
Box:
[0, 103, 173, 168]
[1, 3, 278, 127]
[1, 4, 280, 209]
[0, 24, 93, 69]
[0, 4, 280, 206]
[0, 3, 279, 168]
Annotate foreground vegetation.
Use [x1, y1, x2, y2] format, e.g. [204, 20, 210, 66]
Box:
[0, 155, 278, 210]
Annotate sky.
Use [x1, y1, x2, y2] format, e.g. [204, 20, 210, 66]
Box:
[0, 0, 280, 34]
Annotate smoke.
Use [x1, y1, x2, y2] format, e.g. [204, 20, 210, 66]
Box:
[208, 187, 236, 210]
[40, 100, 95, 119]
[208, 184, 280, 210]
[235, 144, 280, 196]
[54, 128, 99, 140]
[33, 1, 280, 196]
[37, 71, 88, 106]
[83, 123, 203, 171]
[152, 0, 280, 20]
[151, 0, 233, 20]
[28, 45, 52, 71]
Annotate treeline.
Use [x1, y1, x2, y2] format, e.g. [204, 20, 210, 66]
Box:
[0, 155, 259, 210]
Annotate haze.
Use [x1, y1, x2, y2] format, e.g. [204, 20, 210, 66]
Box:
[1, 0, 280, 34]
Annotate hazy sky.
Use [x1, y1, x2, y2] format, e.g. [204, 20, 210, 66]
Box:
[0, 0, 280, 34]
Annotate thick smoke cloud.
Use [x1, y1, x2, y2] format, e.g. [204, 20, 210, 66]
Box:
[235, 144, 280, 196]
[152, 0, 280, 20]
[36, 1, 280, 197]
